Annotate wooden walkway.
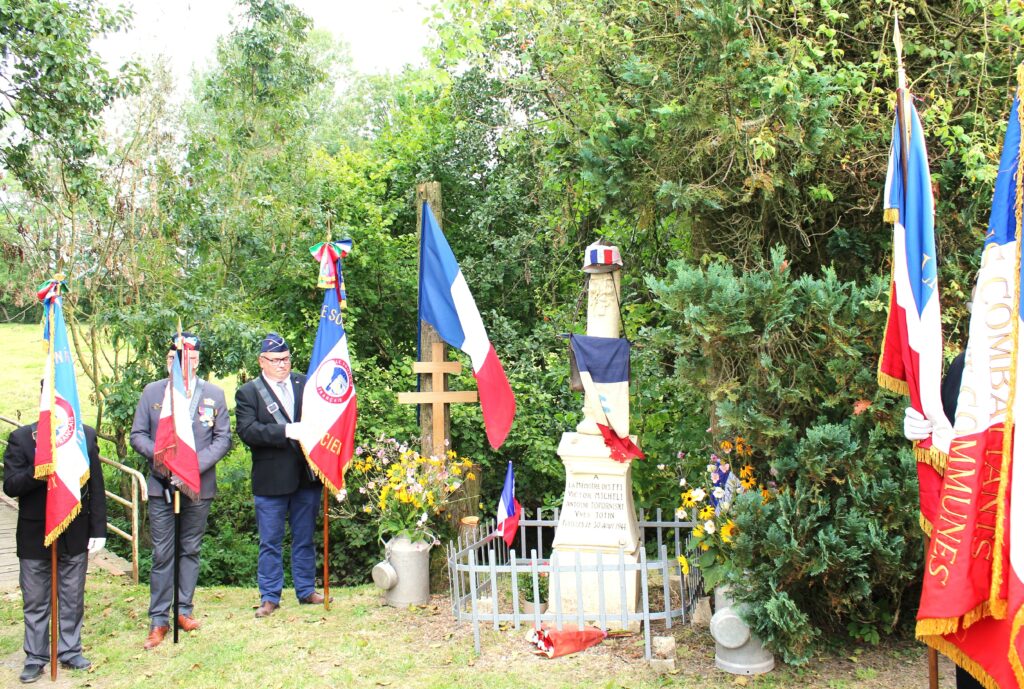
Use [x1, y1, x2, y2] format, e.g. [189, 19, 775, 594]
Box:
[0, 496, 19, 590]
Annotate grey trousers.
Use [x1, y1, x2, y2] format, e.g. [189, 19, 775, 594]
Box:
[20, 552, 88, 667]
[148, 495, 212, 627]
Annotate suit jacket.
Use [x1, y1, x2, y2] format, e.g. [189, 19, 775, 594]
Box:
[235, 372, 320, 496]
[129, 378, 232, 500]
[3, 423, 106, 560]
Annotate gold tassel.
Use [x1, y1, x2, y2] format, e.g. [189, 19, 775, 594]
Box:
[914, 444, 948, 473]
[918, 512, 933, 537]
[921, 635, 1002, 689]
[883, 207, 899, 223]
[877, 371, 909, 395]
[42, 502, 82, 548]
[916, 618, 961, 637]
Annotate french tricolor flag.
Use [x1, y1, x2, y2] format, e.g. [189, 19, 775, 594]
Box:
[877, 88, 950, 532]
[153, 337, 201, 500]
[419, 202, 515, 449]
[495, 461, 521, 547]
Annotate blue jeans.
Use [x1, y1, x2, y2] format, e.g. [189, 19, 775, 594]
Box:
[254, 488, 320, 604]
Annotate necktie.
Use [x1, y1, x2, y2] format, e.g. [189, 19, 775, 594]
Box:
[277, 380, 293, 419]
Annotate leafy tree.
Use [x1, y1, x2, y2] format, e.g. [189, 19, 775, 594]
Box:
[0, 0, 142, 195]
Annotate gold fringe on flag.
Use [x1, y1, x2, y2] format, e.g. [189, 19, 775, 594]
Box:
[919, 512, 933, 537]
[877, 371, 909, 395]
[1010, 603, 1024, 686]
[42, 501, 81, 548]
[883, 207, 899, 224]
[921, 635, 1002, 689]
[914, 442, 947, 473]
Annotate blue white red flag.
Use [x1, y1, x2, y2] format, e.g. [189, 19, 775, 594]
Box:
[877, 87, 951, 535]
[298, 240, 357, 495]
[495, 460, 521, 547]
[419, 202, 515, 449]
[915, 89, 1024, 689]
[153, 331, 201, 499]
[569, 335, 643, 462]
[34, 279, 91, 546]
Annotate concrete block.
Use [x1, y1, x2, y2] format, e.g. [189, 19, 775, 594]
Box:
[691, 596, 712, 628]
[649, 657, 676, 673]
[652, 635, 676, 659]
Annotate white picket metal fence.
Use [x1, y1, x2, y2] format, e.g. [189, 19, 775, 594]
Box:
[446, 508, 701, 659]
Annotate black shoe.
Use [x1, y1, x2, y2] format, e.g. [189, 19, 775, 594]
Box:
[19, 665, 43, 684]
[59, 655, 91, 671]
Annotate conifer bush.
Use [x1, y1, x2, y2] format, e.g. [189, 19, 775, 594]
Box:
[647, 247, 921, 663]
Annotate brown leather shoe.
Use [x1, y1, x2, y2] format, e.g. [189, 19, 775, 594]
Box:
[143, 625, 169, 650]
[177, 614, 201, 632]
[299, 591, 331, 605]
[254, 601, 278, 618]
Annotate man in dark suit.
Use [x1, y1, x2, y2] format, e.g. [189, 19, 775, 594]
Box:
[3, 422, 106, 683]
[130, 332, 231, 649]
[235, 332, 325, 618]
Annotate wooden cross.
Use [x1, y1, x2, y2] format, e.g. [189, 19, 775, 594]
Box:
[397, 342, 478, 458]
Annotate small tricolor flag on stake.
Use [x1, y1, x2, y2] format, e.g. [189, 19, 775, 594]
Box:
[34, 278, 91, 546]
[152, 327, 201, 500]
[495, 461, 521, 547]
[298, 239, 358, 494]
[419, 201, 515, 449]
[569, 334, 644, 462]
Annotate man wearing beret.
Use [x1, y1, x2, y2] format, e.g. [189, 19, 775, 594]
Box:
[3, 419, 106, 683]
[235, 333, 325, 618]
[130, 332, 231, 649]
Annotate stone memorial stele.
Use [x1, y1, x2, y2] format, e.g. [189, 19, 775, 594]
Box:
[551, 243, 640, 620]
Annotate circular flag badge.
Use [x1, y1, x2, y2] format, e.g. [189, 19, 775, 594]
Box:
[54, 398, 77, 447]
[314, 358, 353, 404]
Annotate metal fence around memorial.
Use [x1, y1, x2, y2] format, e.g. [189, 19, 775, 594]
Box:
[446, 508, 702, 659]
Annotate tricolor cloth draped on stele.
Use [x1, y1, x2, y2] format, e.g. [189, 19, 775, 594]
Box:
[897, 70, 1024, 689]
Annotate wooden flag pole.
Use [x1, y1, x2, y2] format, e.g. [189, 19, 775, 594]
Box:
[50, 543, 57, 681]
[173, 489, 181, 644]
[323, 487, 330, 611]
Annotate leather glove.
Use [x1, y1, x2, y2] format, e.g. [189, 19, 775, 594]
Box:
[285, 422, 305, 440]
[87, 538, 106, 554]
[903, 407, 933, 441]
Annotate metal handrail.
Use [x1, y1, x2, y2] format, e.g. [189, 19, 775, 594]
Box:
[0, 414, 148, 583]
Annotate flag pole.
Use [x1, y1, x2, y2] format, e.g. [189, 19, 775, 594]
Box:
[173, 489, 181, 644]
[894, 15, 939, 689]
[323, 487, 330, 611]
[50, 543, 57, 681]
[47, 283, 59, 682]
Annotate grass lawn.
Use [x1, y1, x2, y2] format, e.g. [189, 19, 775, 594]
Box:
[0, 571, 954, 689]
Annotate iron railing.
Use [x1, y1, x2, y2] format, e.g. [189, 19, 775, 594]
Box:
[447, 508, 701, 659]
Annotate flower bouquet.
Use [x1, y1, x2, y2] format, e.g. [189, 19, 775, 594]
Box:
[340, 436, 476, 544]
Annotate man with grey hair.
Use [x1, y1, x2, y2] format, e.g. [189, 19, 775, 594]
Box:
[130, 332, 231, 650]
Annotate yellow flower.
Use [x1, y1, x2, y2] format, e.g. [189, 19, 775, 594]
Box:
[698, 505, 714, 521]
[677, 555, 690, 576]
[700, 543, 710, 551]
[447, 449, 456, 458]
[720, 520, 737, 544]
[761, 488, 772, 503]
[734, 436, 745, 445]
[452, 466, 462, 476]
[739, 464, 754, 479]
[681, 490, 696, 508]
[741, 476, 757, 490]
[466, 472, 477, 481]
[693, 524, 705, 537]
[362, 505, 372, 513]
[720, 440, 733, 453]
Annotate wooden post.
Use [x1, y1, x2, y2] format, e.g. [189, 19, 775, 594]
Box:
[50, 544, 57, 681]
[415, 183, 448, 457]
